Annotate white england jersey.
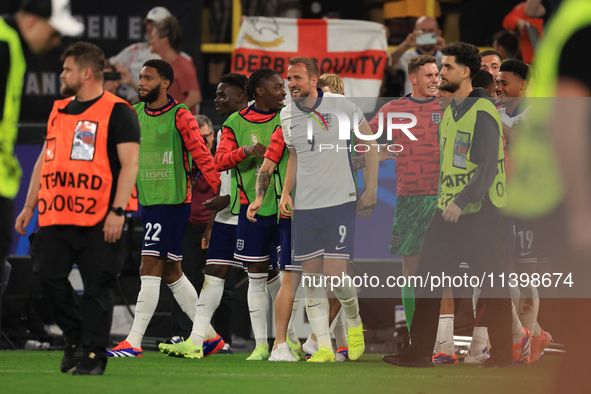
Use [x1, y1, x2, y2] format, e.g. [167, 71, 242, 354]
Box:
[281, 91, 365, 210]
[498, 103, 530, 128]
[214, 130, 238, 225]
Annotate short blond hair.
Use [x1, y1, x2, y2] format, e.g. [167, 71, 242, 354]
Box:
[318, 73, 344, 95]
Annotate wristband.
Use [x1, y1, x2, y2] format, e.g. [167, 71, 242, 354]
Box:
[24, 205, 35, 211]
[242, 146, 247, 155]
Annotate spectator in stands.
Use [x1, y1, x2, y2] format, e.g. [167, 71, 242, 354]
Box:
[480, 50, 504, 80]
[472, 70, 497, 97]
[389, 16, 446, 95]
[493, 30, 520, 60]
[110, 7, 171, 102]
[383, 1, 441, 45]
[150, 16, 202, 114]
[524, 0, 559, 25]
[503, 2, 544, 63]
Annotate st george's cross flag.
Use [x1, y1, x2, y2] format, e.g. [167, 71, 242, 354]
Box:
[231, 17, 388, 98]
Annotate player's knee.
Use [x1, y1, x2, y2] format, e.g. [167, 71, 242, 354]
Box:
[161, 260, 183, 284]
[248, 261, 269, 274]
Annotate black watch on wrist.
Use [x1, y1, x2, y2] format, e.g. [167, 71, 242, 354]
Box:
[111, 207, 125, 216]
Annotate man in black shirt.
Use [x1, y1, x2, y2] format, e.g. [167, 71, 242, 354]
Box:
[14, 42, 140, 376]
[0, 0, 83, 306]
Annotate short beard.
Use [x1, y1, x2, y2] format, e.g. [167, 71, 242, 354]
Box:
[139, 84, 162, 103]
[439, 79, 461, 94]
[60, 81, 82, 97]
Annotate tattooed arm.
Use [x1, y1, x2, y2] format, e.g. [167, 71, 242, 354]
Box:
[352, 154, 366, 171]
[246, 157, 278, 222]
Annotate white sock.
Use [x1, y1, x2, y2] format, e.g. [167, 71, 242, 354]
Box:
[469, 326, 489, 355]
[511, 302, 524, 343]
[168, 274, 197, 323]
[331, 309, 348, 348]
[472, 287, 481, 318]
[287, 286, 301, 344]
[332, 275, 362, 328]
[267, 271, 282, 302]
[303, 273, 331, 350]
[189, 275, 225, 346]
[248, 272, 269, 348]
[509, 285, 521, 313]
[436, 314, 455, 355]
[126, 275, 161, 348]
[519, 284, 541, 336]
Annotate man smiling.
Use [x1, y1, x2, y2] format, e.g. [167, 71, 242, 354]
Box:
[279, 57, 378, 363]
[208, 68, 286, 361]
[369, 55, 444, 360]
[479, 50, 504, 80]
[108, 59, 220, 359]
[383, 42, 512, 368]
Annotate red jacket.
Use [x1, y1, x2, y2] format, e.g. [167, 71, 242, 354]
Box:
[503, 2, 544, 64]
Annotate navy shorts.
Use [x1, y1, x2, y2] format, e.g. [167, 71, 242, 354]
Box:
[234, 204, 281, 264]
[206, 221, 243, 269]
[279, 217, 301, 271]
[207, 221, 279, 271]
[141, 203, 191, 261]
[293, 202, 356, 262]
[513, 219, 549, 264]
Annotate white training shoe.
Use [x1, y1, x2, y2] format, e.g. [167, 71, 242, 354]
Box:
[302, 334, 319, 358]
[464, 347, 490, 363]
[269, 342, 298, 362]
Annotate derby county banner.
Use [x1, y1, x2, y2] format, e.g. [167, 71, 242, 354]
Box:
[232, 17, 388, 97]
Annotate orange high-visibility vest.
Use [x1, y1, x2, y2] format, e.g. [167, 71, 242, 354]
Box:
[38, 91, 133, 227]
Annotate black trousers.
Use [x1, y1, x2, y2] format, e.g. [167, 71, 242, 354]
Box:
[32, 224, 124, 351]
[0, 196, 13, 266]
[171, 221, 236, 344]
[410, 198, 513, 363]
[0, 197, 14, 335]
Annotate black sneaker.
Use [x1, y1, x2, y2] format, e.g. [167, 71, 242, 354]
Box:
[479, 357, 514, 368]
[72, 349, 107, 375]
[382, 351, 434, 368]
[60, 343, 83, 373]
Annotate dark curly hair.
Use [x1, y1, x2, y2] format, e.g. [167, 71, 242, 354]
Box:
[143, 59, 174, 88]
[245, 68, 280, 101]
[220, 73, 248, 94]
[500, 59, 529, 81]
[442, 42, 481, 80]
[471, 70, 494, 90]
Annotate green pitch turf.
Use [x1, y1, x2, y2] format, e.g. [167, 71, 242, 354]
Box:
[0, 351, 560, 394]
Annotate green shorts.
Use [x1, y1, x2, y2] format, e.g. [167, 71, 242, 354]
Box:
[389, 194, 438, 256]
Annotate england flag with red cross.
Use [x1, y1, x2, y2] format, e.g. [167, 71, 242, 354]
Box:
[232, 17, 388, 99]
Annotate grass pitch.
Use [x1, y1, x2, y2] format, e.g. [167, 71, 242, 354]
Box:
[0, 351, 559, 394]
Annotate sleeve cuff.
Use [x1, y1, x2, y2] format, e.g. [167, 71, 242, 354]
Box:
[452, 194, 470, 211]
[239, 146, 248, 160]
